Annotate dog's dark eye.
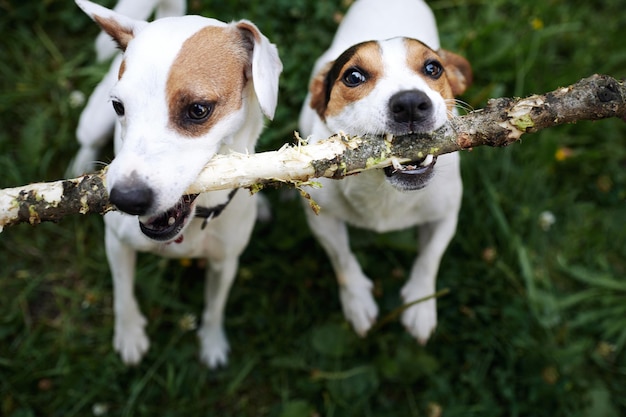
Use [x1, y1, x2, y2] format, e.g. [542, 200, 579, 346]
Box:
[187, 102, 213, 122]
[423, 60, 443, 79]
[112, 100, 125, 116]
[342, 67, 368, 87]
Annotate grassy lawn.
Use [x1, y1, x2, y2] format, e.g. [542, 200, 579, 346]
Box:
[1, 0, 625, 416]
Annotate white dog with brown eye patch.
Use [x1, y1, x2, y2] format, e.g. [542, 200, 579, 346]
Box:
[299, 0, 472, 343]
[75, 0, 282, 368]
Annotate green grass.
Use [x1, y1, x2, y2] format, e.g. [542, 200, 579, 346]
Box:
[1, 0, 625, 416]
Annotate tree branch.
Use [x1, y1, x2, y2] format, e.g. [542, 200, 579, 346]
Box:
[1, 74, 625, 231]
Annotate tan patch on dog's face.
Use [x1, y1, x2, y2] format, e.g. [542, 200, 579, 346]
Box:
[326, 42, 382, 118]
[118, 59, 126, 79]
[311, 41, 382, 119]
[404, 39, 455, 108]
[166, 25, 249, 137]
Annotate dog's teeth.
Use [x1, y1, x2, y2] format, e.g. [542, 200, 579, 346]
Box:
[168, 217, 176, 226]
[391, 157, 404, 171]
[420, 154, 434, 166]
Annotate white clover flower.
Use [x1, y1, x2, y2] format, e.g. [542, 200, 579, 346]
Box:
[538, 210, 556, 231]
[92, 403, 109, 416]
[69, 90, 86, 108]
[179, 313, 198, 331]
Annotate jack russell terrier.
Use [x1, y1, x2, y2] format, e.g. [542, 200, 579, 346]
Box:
[299, 0, 472, 343]
[75, 0, 282, 368]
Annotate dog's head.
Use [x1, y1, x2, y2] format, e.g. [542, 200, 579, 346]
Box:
[76, 0, 282, 241]
[309, 37, 471, 191]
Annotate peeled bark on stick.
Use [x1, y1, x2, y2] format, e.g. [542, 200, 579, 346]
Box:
[1, 74, 625, 231]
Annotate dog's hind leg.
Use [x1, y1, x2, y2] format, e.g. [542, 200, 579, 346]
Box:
[105, 225, 150, 365]
[304, 209, 379, 336]
[401, 212, 458, 344]
[197, 255, 238, 368]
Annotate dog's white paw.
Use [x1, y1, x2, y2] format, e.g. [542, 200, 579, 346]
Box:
[339, 283, 379, 336]
[400, 285, 437, 344]
[113, 315, 149, 365]
[198, 325, 230, 369]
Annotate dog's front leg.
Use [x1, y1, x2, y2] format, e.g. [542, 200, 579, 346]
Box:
[401, 212, 458, 344]
[304, 209, 379, 336]
[105, 225, 149, 365]
[197, 255, 238, 368]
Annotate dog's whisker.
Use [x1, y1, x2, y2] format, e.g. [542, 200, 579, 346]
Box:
[445, 98, 474, 115]
[93, 160, 110, 169]
[445, 97, 470, 107]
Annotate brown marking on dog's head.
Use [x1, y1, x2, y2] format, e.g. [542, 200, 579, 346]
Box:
[94, 15, 135, 52]
[309, 41, 382, 120]
[404, 39, 472, 111]
[118, 59, 126, 80]
[404, 38, 454, 100]
[309, 61, 334, 119]
[165, 25, 251, 137]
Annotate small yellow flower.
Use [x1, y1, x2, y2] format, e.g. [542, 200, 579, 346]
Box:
[555, 146, 573, 161]
[179, 258, 192, 268]
[481, 247, 497, 263]
[596, 341, 616, 359]
[81, 291, 98, 309]
[542, 366, 559, 385]
[596, 175, 613, 193]
[531, 17, 544, 30]
[426, 402, 443, 417]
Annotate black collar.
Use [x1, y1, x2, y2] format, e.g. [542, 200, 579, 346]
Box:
[195, 189, 238, 230]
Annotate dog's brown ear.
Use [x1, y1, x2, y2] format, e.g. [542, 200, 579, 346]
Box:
[235, 20, 283, 120]
[309, 61, 334, 120]
[76, 0, 148, 52]
[93, 16, 138, 52]
[438, 49, 473, 96]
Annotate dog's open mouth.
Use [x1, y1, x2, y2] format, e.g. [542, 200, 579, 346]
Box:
[383, 154, 438, 191]
[139, 194, 199, 242]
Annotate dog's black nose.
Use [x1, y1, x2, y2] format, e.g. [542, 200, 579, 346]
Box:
[389, 90, 433, 123]
[109, 183, 154, 216]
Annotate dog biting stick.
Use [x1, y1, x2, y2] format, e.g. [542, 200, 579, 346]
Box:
[1, 74, 625, 231]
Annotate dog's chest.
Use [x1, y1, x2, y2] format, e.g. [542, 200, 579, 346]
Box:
[327, 171, 451, 232]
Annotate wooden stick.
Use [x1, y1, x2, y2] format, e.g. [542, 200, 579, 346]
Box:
[1, 74, 624, 231]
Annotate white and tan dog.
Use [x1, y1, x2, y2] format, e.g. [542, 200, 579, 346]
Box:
[76, 0, 282, 368]
[299, 0, 471, 343]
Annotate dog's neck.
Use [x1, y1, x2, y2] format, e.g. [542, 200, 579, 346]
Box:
[195, 188, 238, 229]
